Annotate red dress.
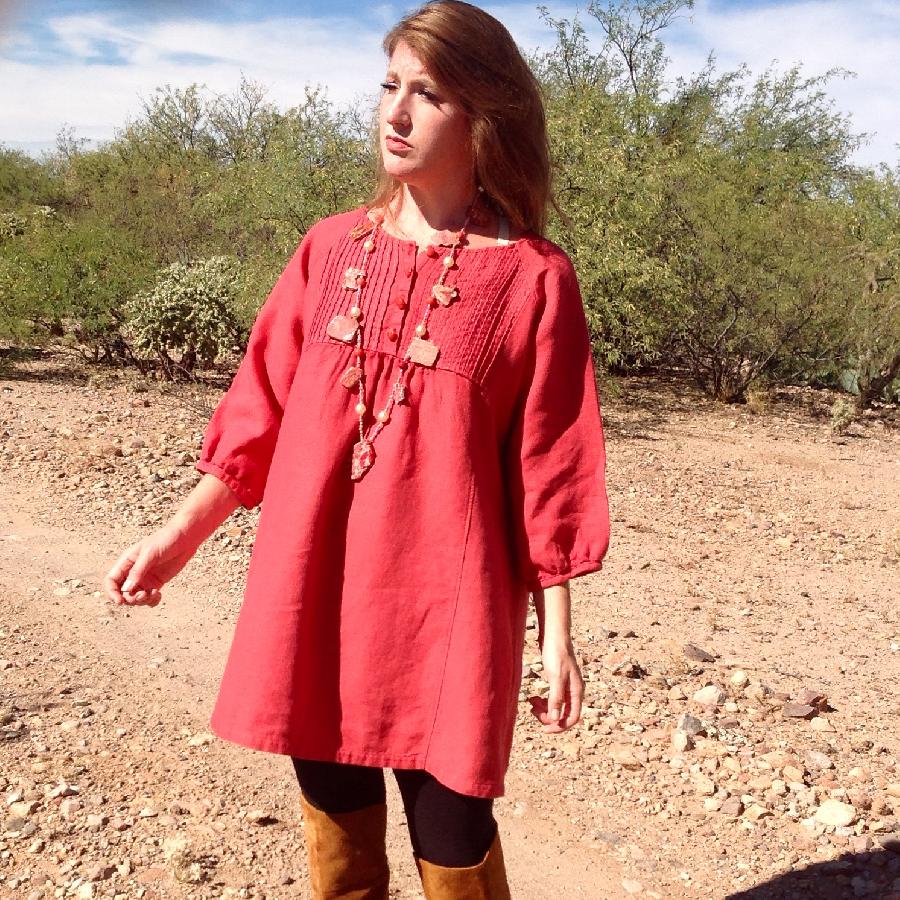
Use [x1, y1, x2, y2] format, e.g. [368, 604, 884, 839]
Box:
[195, 206, 610, 798]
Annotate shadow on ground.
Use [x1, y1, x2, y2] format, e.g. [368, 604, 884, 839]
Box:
[726, 845, 900, 899]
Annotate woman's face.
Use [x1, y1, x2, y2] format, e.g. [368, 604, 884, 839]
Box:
[379, 40, 473, 191]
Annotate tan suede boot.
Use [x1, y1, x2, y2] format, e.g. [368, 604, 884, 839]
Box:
[414, 828, 512, 899]
[299, 793, 390, 899]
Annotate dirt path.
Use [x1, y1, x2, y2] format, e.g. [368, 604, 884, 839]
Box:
[0, 358, 898, 899]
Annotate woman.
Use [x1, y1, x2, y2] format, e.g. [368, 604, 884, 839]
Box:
[104, 2, 610, 897]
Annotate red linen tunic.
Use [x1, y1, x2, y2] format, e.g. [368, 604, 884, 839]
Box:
[195, 206, 610, 798]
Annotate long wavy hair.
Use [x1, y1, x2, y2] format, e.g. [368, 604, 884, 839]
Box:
[370, 0, 552, 236]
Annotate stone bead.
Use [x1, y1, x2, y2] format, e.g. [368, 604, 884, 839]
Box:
[443, 255, 455, 268]
[350, 306, 361, 318]
[377, 409, 390, 423]
[415, 324, 427, 337]
[354, 402, 366, 415]
[363, 240, 375, 252]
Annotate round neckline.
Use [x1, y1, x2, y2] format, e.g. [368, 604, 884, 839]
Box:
[361, 206, 529, 254]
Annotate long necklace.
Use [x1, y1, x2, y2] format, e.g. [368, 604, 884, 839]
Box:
[325, 191, 483, 480]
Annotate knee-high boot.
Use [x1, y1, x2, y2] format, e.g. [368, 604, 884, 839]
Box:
[299, 793, 390, 899]
[413, 826, 512, 899]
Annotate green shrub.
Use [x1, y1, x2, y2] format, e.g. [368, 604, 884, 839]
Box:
[126, 256, 243, 378]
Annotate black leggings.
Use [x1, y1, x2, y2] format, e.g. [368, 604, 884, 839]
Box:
[291, 757, 497, 867]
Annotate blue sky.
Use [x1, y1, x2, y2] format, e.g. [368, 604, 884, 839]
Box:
[1, 1, 897, 168]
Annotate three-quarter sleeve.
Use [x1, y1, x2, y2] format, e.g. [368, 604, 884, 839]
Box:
[503, 251, 611, 591]
[194, 233, 312, 509]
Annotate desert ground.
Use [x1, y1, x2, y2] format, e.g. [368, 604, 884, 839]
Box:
[0, 354, 898, 899]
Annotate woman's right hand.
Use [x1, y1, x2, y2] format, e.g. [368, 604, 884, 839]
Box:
[103, 525, 200, 607]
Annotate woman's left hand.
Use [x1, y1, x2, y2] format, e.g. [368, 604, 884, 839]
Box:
[527, 635, 584, 733]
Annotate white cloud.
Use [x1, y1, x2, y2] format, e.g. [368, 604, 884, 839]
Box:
[2, 1, 897, 168]
[491, 0, 898, 169]
[661, 0, 900, 167]
[2, 12, 388, 150]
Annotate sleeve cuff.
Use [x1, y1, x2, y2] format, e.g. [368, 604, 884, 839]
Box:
[526, 558, 605, 591]
[194, 458, 262, 510]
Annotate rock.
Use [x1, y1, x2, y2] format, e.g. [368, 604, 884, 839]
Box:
[886, 784, 900, 799]
[9, 800, 38, 817]
[85, 864, 115, 882]
[48, 781, 79, 799]
[677, 713, 705, 736]
[809, 716, 836, 732]
[782, 702, 816, 719]
[692, 685, 726, 707]
[875, 836, 900, 854]
[245, 809, 274, 825]
[720, 797, 744, 817]
[4, 815, 26, 833]
[610, 747, 644, 770]
[672, 730, 694, 753]
[814, 799, 857, 827]
[59, 798, 82, 819]
[622, 880, 644, 895]
[745, 804, 773, 821]
[796, 688, 827, 709]
[683, 643, 715, 663]
[604, 651, 642, 678]
[805, 750, 834, 771]
[730, 670, 749, 688]
[694, 776, 716, 796]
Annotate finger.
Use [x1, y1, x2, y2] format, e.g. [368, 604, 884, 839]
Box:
[121, 548, 155, 594]
[103, 572, 125, 604]
[527, 695, 571, 734]
[559, 684, 583, 730]
[104, 551, 137, 603]
[546, 682, 565, 724]
[527, 696, 556, 727]
[107, 546, 137, 583]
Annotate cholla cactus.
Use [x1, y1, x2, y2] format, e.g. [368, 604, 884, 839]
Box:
[127, 255, 242, 376]
[829, 398, 855, 435]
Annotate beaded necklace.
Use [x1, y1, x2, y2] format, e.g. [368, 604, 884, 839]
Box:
[325, 190, 483, 480]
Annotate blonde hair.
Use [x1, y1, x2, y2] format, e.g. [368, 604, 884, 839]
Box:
[371, 0, 552, 235]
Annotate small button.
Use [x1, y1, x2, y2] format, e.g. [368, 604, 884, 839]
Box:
[386, 327, 399, 341]
[394, 296, 407, 309]
[405, 266, 414, 277]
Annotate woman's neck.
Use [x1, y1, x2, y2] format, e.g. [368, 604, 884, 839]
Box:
[388, 183, 480, 245]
